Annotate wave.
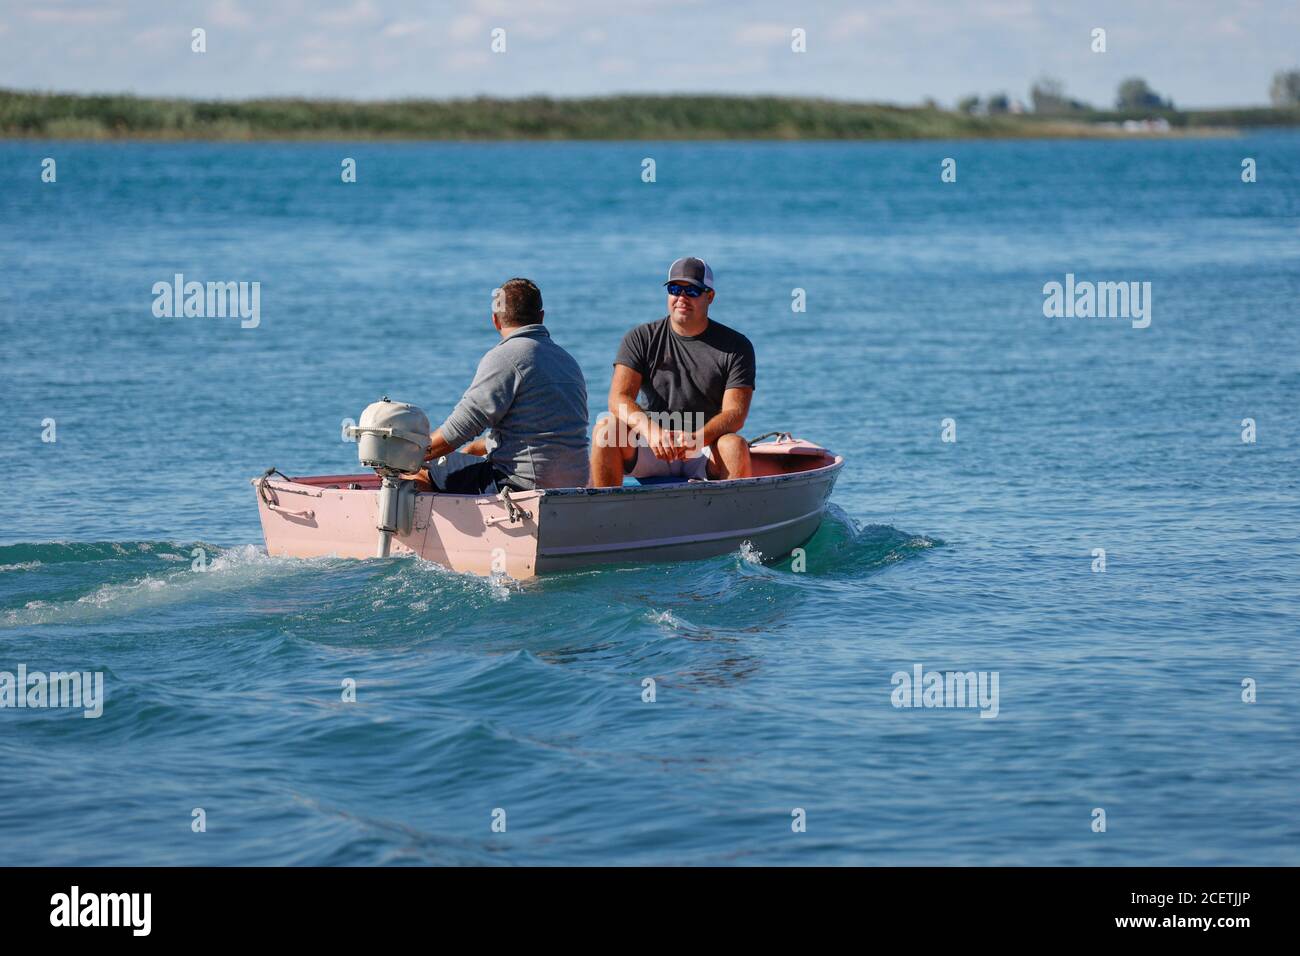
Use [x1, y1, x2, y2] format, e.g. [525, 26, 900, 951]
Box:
[789, 504, 941, 577]
[0, 543, 316, 628]
[0, 540, 193, 566]
[0, 507, 940, 635]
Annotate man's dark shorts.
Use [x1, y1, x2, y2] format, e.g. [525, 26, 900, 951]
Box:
[425, 452, 521, 495]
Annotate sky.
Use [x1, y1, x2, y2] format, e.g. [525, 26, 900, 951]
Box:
[0, 0, 1296, 108]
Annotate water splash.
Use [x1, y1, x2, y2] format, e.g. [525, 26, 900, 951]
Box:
[1, 543, 317, 628]
[784, 505, 941, 577]
[645, 609, 688, 630]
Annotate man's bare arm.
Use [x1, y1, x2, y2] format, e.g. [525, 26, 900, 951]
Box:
[609, 364, 679, 460]
[609, 364, 649, 433]
[424, 428, 457, 461]
[400, 430, 488, 487]
[695, 387, 753, 448]
[398, 428, 455, 486]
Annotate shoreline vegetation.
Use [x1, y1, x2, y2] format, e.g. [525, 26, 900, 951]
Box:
[3, 89, 1299, 142]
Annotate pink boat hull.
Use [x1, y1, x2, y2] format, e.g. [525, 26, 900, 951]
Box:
[253, 442, 843, 578]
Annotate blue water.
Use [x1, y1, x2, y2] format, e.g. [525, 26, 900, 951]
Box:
[2, 136, 1298, 865]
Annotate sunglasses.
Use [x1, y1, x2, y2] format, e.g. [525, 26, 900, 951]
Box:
[666, 283, 707, 298]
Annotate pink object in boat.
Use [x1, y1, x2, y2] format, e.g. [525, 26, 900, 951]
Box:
[746, 432, 828, 456]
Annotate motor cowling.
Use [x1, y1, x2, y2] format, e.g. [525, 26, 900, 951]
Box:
[343, 398, 432, 558]
[347, 397, 431, 476]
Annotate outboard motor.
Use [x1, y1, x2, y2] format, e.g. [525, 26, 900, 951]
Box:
[344, 397, 431, 557]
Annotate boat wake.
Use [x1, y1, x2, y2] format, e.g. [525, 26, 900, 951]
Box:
[734, 504, 941, 579]
[819, 504, 938, 568]
[0, 538, 525, 634]
[0, 507, 939, 636]
[0, 541, 305, 629]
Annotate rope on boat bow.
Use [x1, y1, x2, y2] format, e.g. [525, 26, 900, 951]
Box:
[257, 467, 292, 505]
[748, 431, 794, 446]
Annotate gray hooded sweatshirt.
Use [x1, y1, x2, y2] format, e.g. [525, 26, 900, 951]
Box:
[438, 324, 590, 489]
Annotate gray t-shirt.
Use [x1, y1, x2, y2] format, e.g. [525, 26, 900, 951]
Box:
[614, 317, 756, 423]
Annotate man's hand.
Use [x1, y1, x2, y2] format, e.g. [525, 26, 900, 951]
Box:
[665, 430, 700, 460]
[401, 469, 432, 489]
[652, 430, 702, 461]
[646, 423, 679, 461]
[646, 425, 693, 461]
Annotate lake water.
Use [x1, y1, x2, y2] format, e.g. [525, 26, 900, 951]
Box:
[1, 135, 1298, 864]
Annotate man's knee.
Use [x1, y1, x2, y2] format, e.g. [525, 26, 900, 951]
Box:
[709, 432, 752, 478]
[592, 416, 618, 454]
[593, 415, 635, 456]
[589, 416, 639, 486]
[715, 432, 746, 452]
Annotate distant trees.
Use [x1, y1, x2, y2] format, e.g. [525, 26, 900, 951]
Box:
[1030, 77, 1091, 115]
[1116, 78, 1172, 111]
[956, 92, 1013, 115]
[957, 70, 1300, 116]
[1271, 70, 1300, 106]
[964, 69, 1300, 116]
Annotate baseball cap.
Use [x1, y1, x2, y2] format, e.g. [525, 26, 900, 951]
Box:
[664, 256, 714, 291]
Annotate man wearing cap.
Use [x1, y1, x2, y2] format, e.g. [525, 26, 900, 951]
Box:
[406, 277, 590, 493]
[589, 257, 754, 487]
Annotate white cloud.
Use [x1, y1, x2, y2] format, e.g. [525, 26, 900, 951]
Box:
[208, 0, 253, 29]
[294, 54, 345, 72]
[446, 50, 492, 70]
[832, 12, 872, 35]
[3, 0, 1292, 109]
[316, 1, 381, 28]
[470, 0, 524, 16]
[449, 15, 486, 42]
[132, 26, 171, 51]
[28, 7, 122, 25]
[597, 56, 633, 75]
[383, 20, 431, 39]
[972, 0, 1040, 23]
[1212, 15, 1245, 36]
[287, 30, 359, 73]
[734, 23, 793, 47]
[299, 33, 333, 52]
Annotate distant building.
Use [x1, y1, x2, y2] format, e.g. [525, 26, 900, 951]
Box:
[1121, 117, 1172, 133]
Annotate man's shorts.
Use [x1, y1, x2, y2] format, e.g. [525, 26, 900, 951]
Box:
[627, 445, 712, 482]
[425, 453, 514, 494]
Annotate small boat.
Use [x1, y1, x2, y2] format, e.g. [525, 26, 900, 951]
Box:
[251, 400, 843, 578]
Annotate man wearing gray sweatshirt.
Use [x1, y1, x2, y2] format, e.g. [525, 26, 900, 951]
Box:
[412, 278, 590, 493]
